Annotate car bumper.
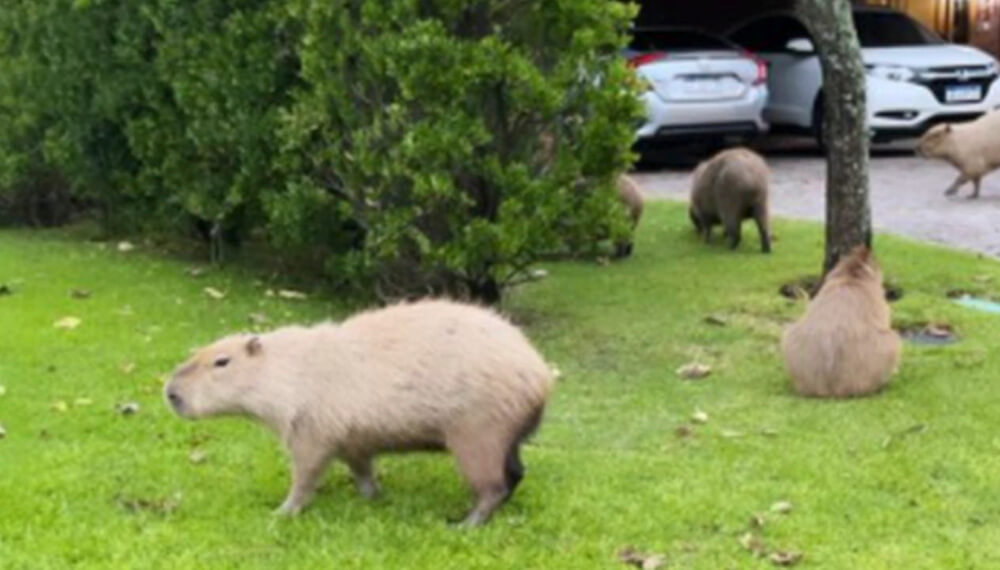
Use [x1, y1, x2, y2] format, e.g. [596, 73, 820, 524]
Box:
[635, 86, 769, 141]
[868, 75, 1000, 140]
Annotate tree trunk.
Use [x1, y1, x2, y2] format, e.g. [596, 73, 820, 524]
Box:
[797, 0, 872, 274]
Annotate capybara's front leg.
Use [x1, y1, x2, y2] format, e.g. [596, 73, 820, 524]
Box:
[725, 220, 742, 250]
[275, 439, 332, 515]
[754, 208, 771, 254]
[344, 454, 380, 500]
[969, 176, 982, 199]
[944, 173, 969, 196]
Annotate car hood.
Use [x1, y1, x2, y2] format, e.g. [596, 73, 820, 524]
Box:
[862, 45, 996, 68]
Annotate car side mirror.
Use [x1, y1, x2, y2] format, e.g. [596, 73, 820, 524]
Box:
[786, 38, 815, 55]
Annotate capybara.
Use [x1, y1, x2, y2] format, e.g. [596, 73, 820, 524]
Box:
[164, 299, 554, 526]
[781, 246, 901, 398]
[689, 147, 771, 253]
[614, 174, 644, 258]
[916, 110, 1000, 199]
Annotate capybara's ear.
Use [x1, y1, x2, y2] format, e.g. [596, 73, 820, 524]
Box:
[246, 336, 262, 356]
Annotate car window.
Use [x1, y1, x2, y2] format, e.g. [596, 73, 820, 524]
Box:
[853, 11, 944, 47]
[629, 29, 734, 52]
[729, 16, 811, 52]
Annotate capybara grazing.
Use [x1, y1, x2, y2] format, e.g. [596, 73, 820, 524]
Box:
[781, 246, 901, 398]
[614, 174, 644, 258]
[916, 110, 1000, 198]
[164, 299, 554, 526]
[689, 147, 771, 253]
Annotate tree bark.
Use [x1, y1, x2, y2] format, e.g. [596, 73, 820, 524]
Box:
[797, 0, 872, 274]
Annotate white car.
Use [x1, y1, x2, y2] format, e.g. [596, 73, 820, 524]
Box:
[726, 6, 1000, 144]
[625, 27, 769, 147]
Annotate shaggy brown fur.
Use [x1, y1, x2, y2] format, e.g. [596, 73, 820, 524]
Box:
[781, 246, 901, 398]
[916, 111, 1000, 199]
[689, 147, 771, 253]
[614, 174, 644, 258]
[164, 299, 554, 526]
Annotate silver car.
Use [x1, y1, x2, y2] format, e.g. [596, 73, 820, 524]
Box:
[626, 27, 769, 146]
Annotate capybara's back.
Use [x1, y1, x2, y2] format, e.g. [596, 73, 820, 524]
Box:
[689, 147, 771, 253]
[781, 247, 901, 398]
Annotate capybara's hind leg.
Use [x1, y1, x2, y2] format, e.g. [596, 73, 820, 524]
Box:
[449, 433, 510, 527]
[276, 439, 333, 515]
[754, 208, 771, 253]
[504, 444, 525, 498]
[970, 177, 982, 199]
[724, 219, 741, 250]
[945, 173, 968, 196]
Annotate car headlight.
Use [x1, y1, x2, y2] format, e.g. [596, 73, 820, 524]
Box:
[865, 64, 916, 82]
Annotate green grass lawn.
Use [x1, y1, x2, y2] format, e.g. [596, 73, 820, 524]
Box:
[2, 201, 1000, 569]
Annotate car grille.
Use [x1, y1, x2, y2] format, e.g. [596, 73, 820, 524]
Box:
[914, 66, 998, 104]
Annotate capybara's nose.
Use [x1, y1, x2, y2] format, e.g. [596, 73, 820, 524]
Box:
[167, 391, 183, 409]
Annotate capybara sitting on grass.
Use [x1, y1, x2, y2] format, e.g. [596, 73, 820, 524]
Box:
[164, 299, 555, 526]
[781, 246, 901, 398]
[615, 174, 644, 258]
[689, 147, 771, 253]
[916, 110, 1000, 199]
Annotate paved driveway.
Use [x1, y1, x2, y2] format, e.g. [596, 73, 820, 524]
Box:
[632, 138, 1000, 257]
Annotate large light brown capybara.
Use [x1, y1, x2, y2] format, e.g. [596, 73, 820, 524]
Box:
[164, 299, 555, 526]
[916, 110, 1000, 199]
[781, 246, 901, 398]
[689, 147, 771, 253]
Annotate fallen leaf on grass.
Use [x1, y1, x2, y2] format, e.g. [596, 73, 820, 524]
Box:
[188, 449, 208, 464]
[739, 532, 766, 558]
[116, 493, 181, 515]
[0, 424, 6, 439]
[0, 385, 6, 397]
[185, 267, 207, 278]
[278, 289, 307, 300]
[770, 500, 793, 514]
[925, 324, 953, 338]
[121, 362, 136, 374]
[54, 317, 81, 330]
[203, 287, 226, 300]
[749, 513, 766, 528]
[248, 313, 270, 326]
[51, 401, 69, 413]
[676, 363, 712, 380]
[675, 424, 694, 438]
[691, 410, 709, 424]
[704, 314, 728, 326]
[882, 423, 927, 449]
[116, 402, 140, 416]
[769, 551, 803, 566]
[618, 547, 666, 569]
[117, 241, 135, 252]
[760, 427, 779, 437]
[595, 256, 611, 267]
[973, 274, 993, 284]
[265, 289, 276, 297]
[529, 268, 549, 280]
[720, 429, 744, 438]
[73, 397, 93, 407]
[70, 289, 91, 299]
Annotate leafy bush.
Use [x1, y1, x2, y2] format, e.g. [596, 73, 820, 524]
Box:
[0, 0, 641, 302]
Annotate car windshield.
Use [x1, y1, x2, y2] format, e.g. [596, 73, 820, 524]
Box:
[853, 11, 945, 47]
[629, 29, 734, 52]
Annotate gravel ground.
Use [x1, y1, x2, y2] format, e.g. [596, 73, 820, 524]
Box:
[632, 137, 1000, 257]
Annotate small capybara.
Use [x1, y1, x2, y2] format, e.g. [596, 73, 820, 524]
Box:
[781, 246, 901, 398]
[689, 147, 771, 253]
[164, 299, 554, 526]
[916, 110, 1000, 198]
[614, 174, 644, 258]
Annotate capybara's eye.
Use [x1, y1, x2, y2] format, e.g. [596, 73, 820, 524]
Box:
[214, 356, 231, 368]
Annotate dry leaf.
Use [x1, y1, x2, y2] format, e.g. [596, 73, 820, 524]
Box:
[550, 365, 562, 380]
[769, 551, 803, 566]
[278, 289, 307, 300]
[73, 397, 93, 407]
[54, 317, 81, 330]
[248, 313, 270, 325]
[676, 363, 712, 380]
[70, 289, 91, 299]
[596, 256, 611, 266]
[116, 402, 140, 416]
[691, 409, 709, 424]
[0, 385, 6, 397]
[185, 267, 207, 278]
[721, 429, 744, 438]
[749, 513, 766, 528]
[770, 501, 793, 514]
[530, 268, 549, 280]
[189, 449, 208, 464]
[760, 427, 779, 437]
[973, 274, 993, 283]
[0, 424, 5, 439]
[51, 401, 69, 413]
[265, 289, 276, 297]
[116, 492, 181, 515]
[925, 324, 952, 338]
[739, 532, 766, 558]
[618, 547, 666, 570]
[675, 424, 694, 438]
[704, 314, 728, 326]
[203, 287, 226, 300]
[121, 362, 136, 375]
[117, 241, 135, 252]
